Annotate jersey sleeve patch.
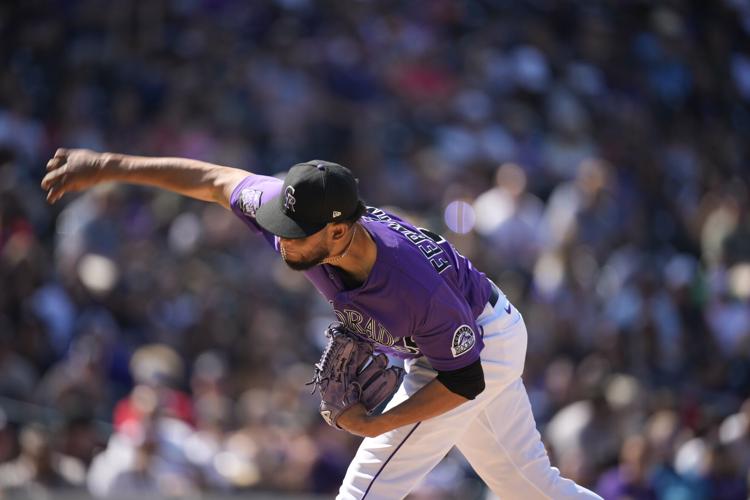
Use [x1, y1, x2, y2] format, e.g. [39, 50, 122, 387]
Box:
[238, 188, 262, 218]
[229, 174, 282, 246]
[451, 324, 476, 357]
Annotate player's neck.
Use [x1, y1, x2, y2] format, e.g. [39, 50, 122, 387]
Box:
[327, 223, 376, 287]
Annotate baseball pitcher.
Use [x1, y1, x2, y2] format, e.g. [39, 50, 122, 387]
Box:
[41, 149, 603, 499]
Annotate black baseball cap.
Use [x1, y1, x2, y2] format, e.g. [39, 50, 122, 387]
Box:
[255, 160, 365, 239]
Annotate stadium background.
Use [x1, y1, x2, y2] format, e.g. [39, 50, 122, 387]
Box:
[1, 0, 750, 498]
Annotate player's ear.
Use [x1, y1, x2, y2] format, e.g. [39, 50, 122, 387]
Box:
[328, 222, 349, 242]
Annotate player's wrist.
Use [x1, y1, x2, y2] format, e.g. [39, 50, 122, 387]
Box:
[97, 152, 124, 181]
[358, 414, 387, 438]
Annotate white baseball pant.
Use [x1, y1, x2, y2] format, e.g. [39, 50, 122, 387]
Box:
[337, 291, 603, 500]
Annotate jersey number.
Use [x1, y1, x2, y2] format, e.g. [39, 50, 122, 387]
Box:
[416, 227, 451, 273]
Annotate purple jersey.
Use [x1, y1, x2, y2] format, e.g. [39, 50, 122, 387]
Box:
[230, 174, 494, 371]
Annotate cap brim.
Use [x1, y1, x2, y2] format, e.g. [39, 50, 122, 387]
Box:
[255, 197, 326, 239]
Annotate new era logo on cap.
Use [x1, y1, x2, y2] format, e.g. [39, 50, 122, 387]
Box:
[333, 211, 342, 218]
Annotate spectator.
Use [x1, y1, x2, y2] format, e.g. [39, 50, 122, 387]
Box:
[0, 423, 85, 495]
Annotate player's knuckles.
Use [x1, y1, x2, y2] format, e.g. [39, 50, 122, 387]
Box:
[70, 157, 94, 173]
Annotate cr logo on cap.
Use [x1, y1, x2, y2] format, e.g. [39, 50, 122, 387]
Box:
[283, 186, 296, 213]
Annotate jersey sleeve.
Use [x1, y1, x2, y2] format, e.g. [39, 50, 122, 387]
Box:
[229, 174, 283, 249]
[413, 282, 484, 371]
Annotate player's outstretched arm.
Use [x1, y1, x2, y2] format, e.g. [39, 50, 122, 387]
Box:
[40, 148, 250, 209]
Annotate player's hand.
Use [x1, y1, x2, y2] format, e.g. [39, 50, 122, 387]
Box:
[40, 148, 109, 204]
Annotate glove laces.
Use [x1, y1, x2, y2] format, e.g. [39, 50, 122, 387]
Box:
[306, 324, 339, 394]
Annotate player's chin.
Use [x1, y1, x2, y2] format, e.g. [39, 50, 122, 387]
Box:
[282, 255, 322, 271]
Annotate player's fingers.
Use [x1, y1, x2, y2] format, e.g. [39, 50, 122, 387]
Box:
[54, 148, 68, 158]
[40, 170, 60, 190]
[46, 186, 58, 204]
[41, 166, 71, 190]
[46, 176, 75, 203]
[41, 173, 52, 190]
[46, 157, 65, 172]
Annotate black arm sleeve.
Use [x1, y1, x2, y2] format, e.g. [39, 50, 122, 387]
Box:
[436, 358, 485, 400]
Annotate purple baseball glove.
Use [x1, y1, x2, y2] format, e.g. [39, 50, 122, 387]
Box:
[307, 323, 404, 429]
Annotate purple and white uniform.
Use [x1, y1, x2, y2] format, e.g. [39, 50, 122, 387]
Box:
[231, 174, 603, 500]
[231, 174, 494, 372]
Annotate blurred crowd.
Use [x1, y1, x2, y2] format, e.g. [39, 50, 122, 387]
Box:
[1, 0, 750, 498]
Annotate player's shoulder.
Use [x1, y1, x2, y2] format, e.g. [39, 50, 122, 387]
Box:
[363, 212, 444, 296]
[229, 174, 284, 240]
[234, 173, 284, 197]
[232, 174, 283, 214]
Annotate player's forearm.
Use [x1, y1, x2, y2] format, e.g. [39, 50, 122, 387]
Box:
[380, 379, 467, 429]
[346, 379, 468, 437]
[100, 153, 247, 208]
[43, 148, 252, 207]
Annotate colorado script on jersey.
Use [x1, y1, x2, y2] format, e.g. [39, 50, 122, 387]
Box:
[230, 174, 494, 372]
